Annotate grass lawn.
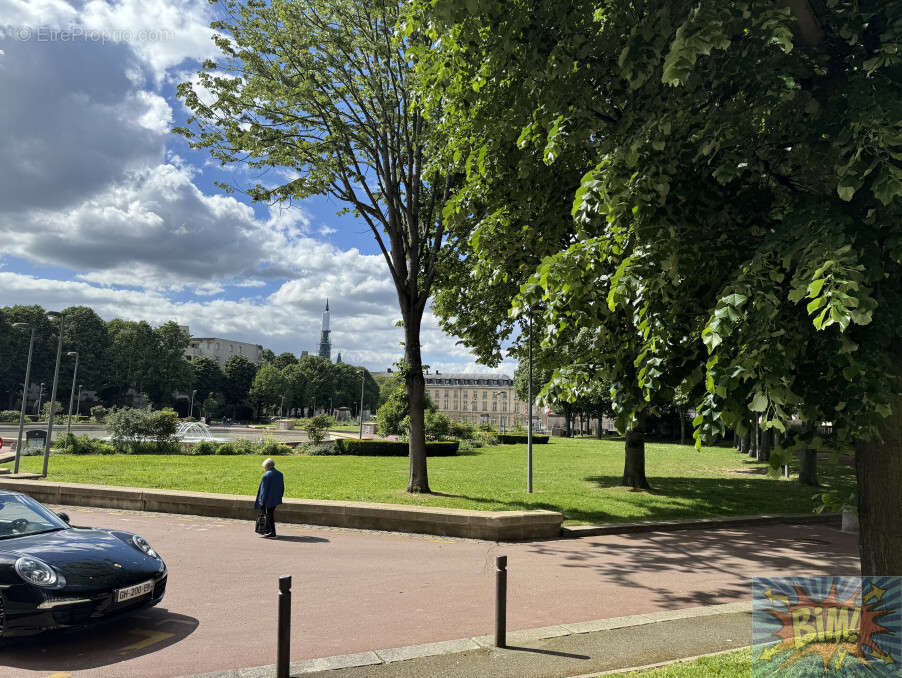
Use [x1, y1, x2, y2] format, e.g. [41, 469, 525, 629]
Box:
[603, 648, 753, 677]
[17, 438, 856, 525]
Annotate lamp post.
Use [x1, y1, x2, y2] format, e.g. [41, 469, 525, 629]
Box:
[42, 311, 64, 478]
[189, 389, 197, 419]
[76, 384, 83, 418]
[35, 383, 45, 417]
[65, 351, 80, 439]
[12, 323, 35, 474]
[527, 311, 533, 493]
[358, 369, 365, 440]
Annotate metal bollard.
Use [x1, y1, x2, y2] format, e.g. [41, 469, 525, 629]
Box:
[278, 575, 291, 678]
[495, 555, 507, 648]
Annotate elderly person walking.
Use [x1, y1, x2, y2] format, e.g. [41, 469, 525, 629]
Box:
[254, 458, 284, 539]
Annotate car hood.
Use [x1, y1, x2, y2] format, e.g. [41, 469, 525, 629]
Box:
[0, 527, 164, 588]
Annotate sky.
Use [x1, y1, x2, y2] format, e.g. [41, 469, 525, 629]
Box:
[0, 1, 516, 375]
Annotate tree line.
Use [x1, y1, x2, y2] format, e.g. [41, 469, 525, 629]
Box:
[0, 305, 379, 420]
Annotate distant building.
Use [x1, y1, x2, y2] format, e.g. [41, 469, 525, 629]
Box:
[318, 299, 332, 361]
[184, 328, 263, 368]
[424, 373, 547, 431]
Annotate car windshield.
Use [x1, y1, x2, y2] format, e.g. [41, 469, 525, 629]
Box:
[0, 494, 69, 539]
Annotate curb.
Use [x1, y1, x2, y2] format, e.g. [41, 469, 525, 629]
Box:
[180, 601, 754, 678]
[0, 477, 562, 541]
[572, 645, 753, 677]
[562, 512, 842, 537]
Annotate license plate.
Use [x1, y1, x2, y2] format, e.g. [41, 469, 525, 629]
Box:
[115, 579, 154, 603]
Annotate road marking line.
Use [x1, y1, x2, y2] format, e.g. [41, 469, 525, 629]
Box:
[117, 629, 175, 654]
[47, 673, 72, 678]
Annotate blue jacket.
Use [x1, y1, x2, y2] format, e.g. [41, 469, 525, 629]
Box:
[255, 468, 284, 509]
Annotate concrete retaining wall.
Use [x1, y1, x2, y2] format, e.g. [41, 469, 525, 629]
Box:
[0, 478, 562, 541]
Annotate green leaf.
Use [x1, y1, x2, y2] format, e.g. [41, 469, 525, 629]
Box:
[750, 392, 769, 412]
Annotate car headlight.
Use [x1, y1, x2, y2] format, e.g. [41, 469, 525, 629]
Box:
[132, 535, 159, 559]
[15, 556, 65, 587]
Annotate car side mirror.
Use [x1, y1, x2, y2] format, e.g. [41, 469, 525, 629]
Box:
[57, 512, 70, 524]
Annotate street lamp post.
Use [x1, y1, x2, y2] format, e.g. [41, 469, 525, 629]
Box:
[36, 383, 45, 417]
[358, 369, 365, 440]
[189, 389, 197, 419]
[76, 384, 83, 418]
[12, 323, 35, 474]
[65, 351, 80, 439]
[42, 311, 64, 478]
[527, 311, 533, 494]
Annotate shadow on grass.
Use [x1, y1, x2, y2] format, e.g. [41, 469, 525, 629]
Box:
[431, 460, 855, 525]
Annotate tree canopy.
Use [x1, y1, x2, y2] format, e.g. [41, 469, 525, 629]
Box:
[412, 0, 902, 573]
[176, 0, 452, 492]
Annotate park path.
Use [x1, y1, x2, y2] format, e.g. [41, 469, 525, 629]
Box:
[0, 505, 858, 677]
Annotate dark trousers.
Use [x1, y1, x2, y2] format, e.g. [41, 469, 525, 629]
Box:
[265, 506, 277, 536]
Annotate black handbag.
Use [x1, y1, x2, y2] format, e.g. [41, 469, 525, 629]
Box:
[255, 512, 270, 534]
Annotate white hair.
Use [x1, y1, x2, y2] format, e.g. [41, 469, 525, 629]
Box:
[262, 458, 275, 469]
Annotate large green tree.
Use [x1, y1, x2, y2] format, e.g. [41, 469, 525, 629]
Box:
[415, 0, 902, 574]
[175, 0, 451, 493]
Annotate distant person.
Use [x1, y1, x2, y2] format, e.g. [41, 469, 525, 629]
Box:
[254, 458, 284, 539]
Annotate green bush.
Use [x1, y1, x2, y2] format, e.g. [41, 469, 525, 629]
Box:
[449, 420, 475, 440]
[54, 434, 115, 455]
[215, 441, 237, 455]
[191, 440, 219, 456]
[498, 434, 550, 445]
[90, 405, 107, 422]
[107, 407, 179, 452]
[303, 441, 340, 456]
[259, 437, 293, 456]
[0, 410, 20, 423]
[424, 410, 451, 441]
[305, 414, 331, 445]
[335, 439, 458, 456]
[474, 430, 499, 447]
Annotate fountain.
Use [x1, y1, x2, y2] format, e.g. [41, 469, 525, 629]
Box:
[175, 421, 226, 443]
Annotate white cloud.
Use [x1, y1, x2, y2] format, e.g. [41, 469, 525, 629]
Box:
[319, 225, 337, 236]
[0, 272, 504, 372]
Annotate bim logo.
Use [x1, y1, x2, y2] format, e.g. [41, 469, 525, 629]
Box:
[754, 576, 901, 677]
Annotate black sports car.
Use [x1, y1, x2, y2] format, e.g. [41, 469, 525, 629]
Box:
[0, 490, 167, 638]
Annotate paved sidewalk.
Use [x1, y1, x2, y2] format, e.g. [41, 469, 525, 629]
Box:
[186, 604, 754, 678]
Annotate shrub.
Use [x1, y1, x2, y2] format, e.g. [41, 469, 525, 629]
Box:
[424, 410, 451, 441]
[107, 407, 179, 452]
[216, 441, 237, 455]
[0, 410, 20, 423]
[474, 430, 499, 447]
[259, 437, 293, 456]
[305, 414, 331, 445]
[335, 439, 458, 456]
[498, 434, 550, 445]
[90, 405, 108, 422]
[449, 420, 475, 440]
[303, 441, 340, 456]
[191, 440, 219, 456]
[54, 434, 115, 455]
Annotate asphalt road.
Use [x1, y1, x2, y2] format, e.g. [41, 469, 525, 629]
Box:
[0, 505, 859, 678]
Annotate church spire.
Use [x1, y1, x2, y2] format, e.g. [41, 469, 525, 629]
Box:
[318, 299, 332, 361]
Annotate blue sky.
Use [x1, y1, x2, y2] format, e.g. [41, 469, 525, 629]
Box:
[0, 1, 515, 375]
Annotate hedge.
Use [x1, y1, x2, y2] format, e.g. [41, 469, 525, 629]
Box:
[335, 439, 459, 456]
[498, 434, 550, 445]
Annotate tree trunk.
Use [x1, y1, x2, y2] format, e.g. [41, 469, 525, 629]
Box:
[748, 418, 758, 458]
[798, 448, 819, 486]
[757, 428, 772, 462]
[564, 406, 573, 437]
[855, 399, 902, 576]
[679, 408, 687, 445]
[622, 410, 650, 489]
[404, 314, 429, 494]
[740, 429, 751, 455]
